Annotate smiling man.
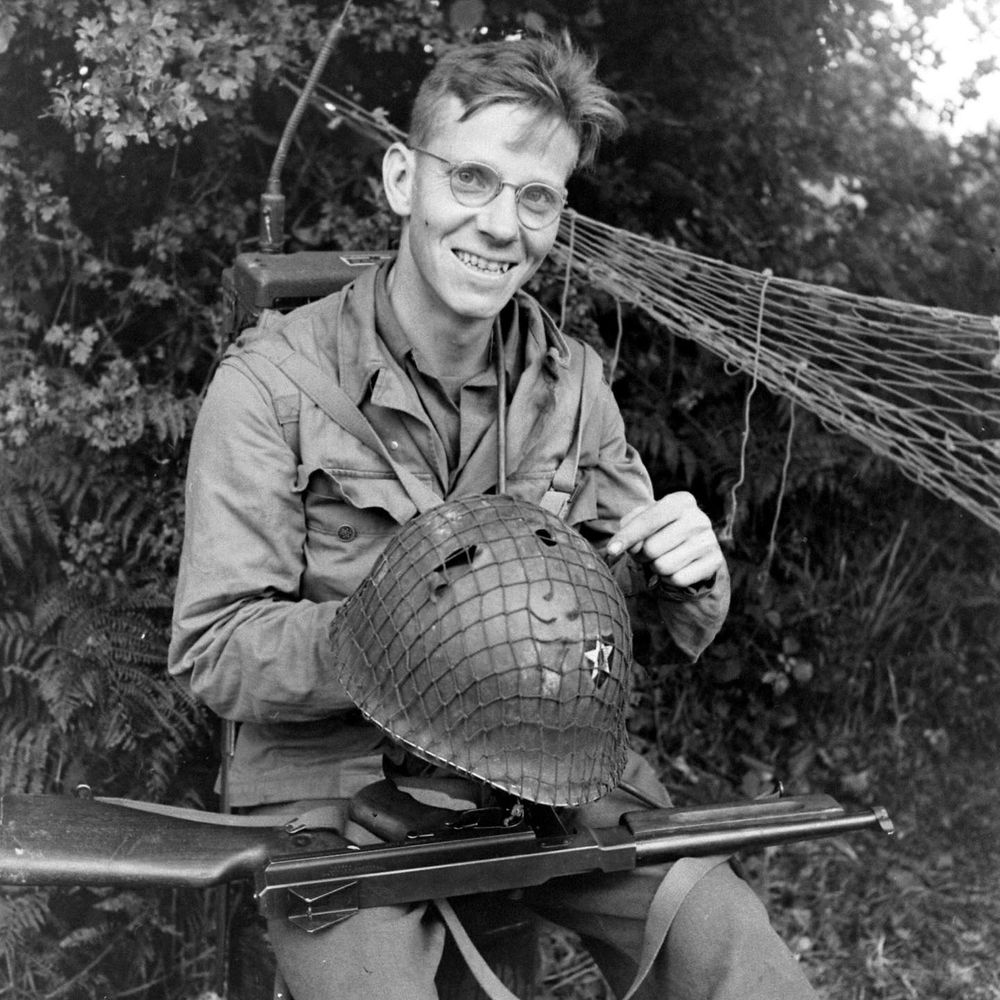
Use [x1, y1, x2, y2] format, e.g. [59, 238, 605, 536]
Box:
[169, 35, 817, 1000]
[382, 97, 578, 371]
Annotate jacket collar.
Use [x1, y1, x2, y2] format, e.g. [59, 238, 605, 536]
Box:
[333, 264, 392, 404]
[332, 260, 572, 403]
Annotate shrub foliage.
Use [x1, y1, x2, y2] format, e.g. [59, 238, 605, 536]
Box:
[2, 1, 998, 996]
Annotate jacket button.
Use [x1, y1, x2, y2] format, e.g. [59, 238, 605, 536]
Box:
[337, 524, 357, 541]
[388, 439, 400, 450]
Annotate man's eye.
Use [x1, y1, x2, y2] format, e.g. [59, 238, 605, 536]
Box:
[520, 185, 560, 210]
[452, 164, 494, 191]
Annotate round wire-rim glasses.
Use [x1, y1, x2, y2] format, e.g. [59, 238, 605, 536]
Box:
[410, 146, 567, 230]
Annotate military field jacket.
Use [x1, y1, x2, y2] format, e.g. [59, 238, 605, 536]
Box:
[168, 264, 730, 805]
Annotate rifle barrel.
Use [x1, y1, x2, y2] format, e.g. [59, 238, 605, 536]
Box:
[630, 803, 894, 863]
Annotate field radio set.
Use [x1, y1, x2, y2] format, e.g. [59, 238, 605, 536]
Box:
[221, 249, 392, 336]
[220, 4, 391, 338]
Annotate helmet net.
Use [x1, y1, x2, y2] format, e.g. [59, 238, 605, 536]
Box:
[330, 494, 633, 807]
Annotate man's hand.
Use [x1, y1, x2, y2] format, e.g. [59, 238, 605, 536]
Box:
[606, 492, 724, 590]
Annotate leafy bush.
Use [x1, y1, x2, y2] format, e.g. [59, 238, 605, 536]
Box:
[0, 3, 449, 994]
[2, 1, 998, 997]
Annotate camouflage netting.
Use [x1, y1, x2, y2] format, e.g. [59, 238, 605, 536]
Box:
[307, 82, 1000, 538]
[331, 495, 633, 807]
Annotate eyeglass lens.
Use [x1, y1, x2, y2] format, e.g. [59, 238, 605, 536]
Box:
[448, 162, 563, 229]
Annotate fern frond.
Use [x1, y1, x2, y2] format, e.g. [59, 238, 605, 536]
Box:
[0, 889, 53, 949]
[58, 925, 106, 950]
[0, 490, 30, 571]
[33, 583, 91, 635]
[143, 386, 199, 445]
[0, 725, 57, 792]
[92, 889, 148, 915]
[33, 653, 98, 729]
[0, 478, 60, 582]
[0, 611, 37, 666]
[2, 579, 203, 795]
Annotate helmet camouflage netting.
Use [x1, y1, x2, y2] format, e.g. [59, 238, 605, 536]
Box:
[330, 494, 633, 807]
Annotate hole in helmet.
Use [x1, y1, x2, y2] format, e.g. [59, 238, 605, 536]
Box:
[437, 545, 478, 574]
[534, 528, 558, 547]
[427, 545, 479, 599]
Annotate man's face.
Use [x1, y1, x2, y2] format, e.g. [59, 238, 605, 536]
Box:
[388, 97, 579, 332]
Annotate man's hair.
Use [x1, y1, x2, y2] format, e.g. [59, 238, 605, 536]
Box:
[408, 35, 625, 171]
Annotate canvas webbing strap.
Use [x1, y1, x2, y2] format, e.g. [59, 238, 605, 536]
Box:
[243, 335, 443, 515]
[95, 797, 341, 832]
[433, 899, 523, 1000]
[540, 343, 588, 518]
[620, 853, 733, 1000]
[238, 321, 596, 522]
[434, 851, 731, 1000]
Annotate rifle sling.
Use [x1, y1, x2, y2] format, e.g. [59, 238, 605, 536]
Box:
[435, 899, 522, 1000]
[95, 796, 341, 833]
[435, 852, 730, 1000]
[621, 854, 732, 1000]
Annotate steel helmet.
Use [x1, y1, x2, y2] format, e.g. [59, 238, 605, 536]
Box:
[330, 494, 633, 807]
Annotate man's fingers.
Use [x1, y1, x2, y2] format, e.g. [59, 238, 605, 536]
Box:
[651, 545, 722, 588]
[607, 494, 694, 556]
[607, 493, 723, 588]
[606, 513, 651, 557]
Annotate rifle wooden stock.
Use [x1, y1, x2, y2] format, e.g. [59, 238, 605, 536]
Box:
[0, 794, 345, 888]
[0, 792, 892, 933]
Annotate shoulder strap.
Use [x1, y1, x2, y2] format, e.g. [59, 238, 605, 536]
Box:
[240, 335, 442, 516]
[539, 342, 591, 518]
[226, 310, 302, 453]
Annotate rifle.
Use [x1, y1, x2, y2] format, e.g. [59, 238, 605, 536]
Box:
[1, 781, 893, 934]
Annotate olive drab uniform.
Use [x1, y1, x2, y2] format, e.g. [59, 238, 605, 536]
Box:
[169, 261, 729, 809]
[168, 262, 817, 1000]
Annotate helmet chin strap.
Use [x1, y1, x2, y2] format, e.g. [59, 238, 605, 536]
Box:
[493, 316, 507, 495]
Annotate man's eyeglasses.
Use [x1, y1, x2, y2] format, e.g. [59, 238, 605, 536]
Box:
[410, 147, 567, 230]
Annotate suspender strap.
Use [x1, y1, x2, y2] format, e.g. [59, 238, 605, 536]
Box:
[539, 344, 589, 518]
[238, 323, 595, 521]
[434, 899, 523, 1000]
[243, 336, 442, 515]
[552, 344, 588, 493]
[620, 854, 733, 1000]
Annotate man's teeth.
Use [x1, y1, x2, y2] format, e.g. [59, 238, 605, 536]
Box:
[454, 251, 513, 274]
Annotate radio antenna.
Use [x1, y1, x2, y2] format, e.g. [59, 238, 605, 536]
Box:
[259, 0, 354, 252]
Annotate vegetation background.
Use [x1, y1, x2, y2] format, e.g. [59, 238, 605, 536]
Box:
[1, 0, 998, 997]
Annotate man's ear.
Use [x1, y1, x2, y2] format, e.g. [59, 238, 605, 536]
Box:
[382, 142, 415, 218]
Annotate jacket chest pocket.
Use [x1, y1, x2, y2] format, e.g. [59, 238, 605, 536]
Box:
[504, 465, 560, 506]
[299, 470, 404, 602]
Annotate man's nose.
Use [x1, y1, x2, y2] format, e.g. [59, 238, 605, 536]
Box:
[476, 186, 520, 241]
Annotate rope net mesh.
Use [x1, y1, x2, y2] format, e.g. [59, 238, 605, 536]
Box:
[306, 83, 1000, 535]
[330, 495, 633, 807]
[554, 212, 1000, 534]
